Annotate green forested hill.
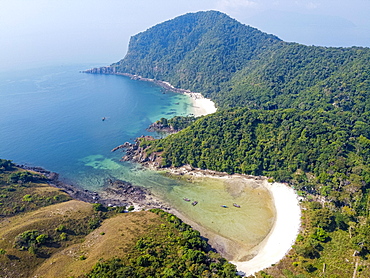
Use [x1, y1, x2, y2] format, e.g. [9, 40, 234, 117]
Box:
[112, 11, 370, 115]
[140, 108, 370, 277]
[226, 44, 370, 112]
[142, 109, 370, 206]
[113, 10, 282, 97]
[99, 10, 370, 277]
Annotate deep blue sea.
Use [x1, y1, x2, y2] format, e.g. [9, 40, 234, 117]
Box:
[0, 64, 192, 190]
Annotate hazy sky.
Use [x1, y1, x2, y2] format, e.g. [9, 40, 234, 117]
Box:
[1, 0, 369, 71]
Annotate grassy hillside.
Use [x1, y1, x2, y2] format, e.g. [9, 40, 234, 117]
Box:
[0, 161, 237, 278]
[32, 211, 168, 277]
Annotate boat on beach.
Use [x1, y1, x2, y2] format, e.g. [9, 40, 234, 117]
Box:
[233, 203, 241, 208]
[221, 205, 228, 208]
[183, 198, 191, 202]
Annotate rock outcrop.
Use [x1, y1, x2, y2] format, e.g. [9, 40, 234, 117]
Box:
[17, 165, 168, 210]
[82, 66, 117, 74]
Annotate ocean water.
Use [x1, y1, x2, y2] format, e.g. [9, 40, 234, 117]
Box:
[0, 64, 275, 260]
[0, 64, 191, 189]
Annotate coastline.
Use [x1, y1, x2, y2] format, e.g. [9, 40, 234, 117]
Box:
[118, 136, 302, 275]
[163, 167, 301, 277]
[183, 91, 217, 117]
[82, 67, 217, 117]
[20, 163, 301, 276]
[232, 181, 301, 276]
[18, 165, 170, 212]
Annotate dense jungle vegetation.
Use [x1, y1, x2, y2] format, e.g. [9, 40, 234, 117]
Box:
[109, 10, 370, 277]
[114, 11, 370, 114]
[113, 11, 282, 99]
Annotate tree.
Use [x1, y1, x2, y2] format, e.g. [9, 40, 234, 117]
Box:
[0, 159, 14, 171]
[14, 230, 48, 254]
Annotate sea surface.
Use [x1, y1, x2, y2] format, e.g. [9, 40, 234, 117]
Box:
[0, 64, 191, 188]
[0, 64, 274, 260]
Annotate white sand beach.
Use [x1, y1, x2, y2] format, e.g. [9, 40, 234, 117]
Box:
[231, 182, 301, 276]
[164, 167, 302, 276]
[184, 92, 217, 116]
[157, 80, 216, 117]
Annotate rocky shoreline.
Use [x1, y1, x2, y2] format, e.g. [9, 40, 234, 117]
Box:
[112, 136, 162, 168]
[18, 165, 169, 211]
[146, 121, 178, 133]
[111, 139, 268, 182]
[83, 66, 217, 118]
[82, 66, 196, 95]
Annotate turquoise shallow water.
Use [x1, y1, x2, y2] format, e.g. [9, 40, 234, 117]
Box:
[0, 64, 275, 260]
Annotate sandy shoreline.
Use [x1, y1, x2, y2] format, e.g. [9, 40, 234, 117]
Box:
[232, 181, 301, 276]
[24, 163, 301, 276]
[160, 80, 217, 117]
[183, 91, 217, 117]
[83, 69, 218, 117]
[165, 167, 301, 277]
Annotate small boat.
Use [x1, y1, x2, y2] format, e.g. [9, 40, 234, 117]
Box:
[102, 117, 106, 121]
[183, 198, 191, 202]
[221, 205, 228, 208]
[233, 203, 241, 208]
[192, 201, 198, 206]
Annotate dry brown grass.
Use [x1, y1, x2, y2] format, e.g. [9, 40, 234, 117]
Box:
[32, 211, 162, 278]
[0, 200, 93, 278]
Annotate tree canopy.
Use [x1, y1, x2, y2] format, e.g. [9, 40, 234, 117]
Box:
[112, 11, 370, 115]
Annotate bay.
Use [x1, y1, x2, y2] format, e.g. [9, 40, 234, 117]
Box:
[0, 64, 191, 189]
[0, 64, 275, 261]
